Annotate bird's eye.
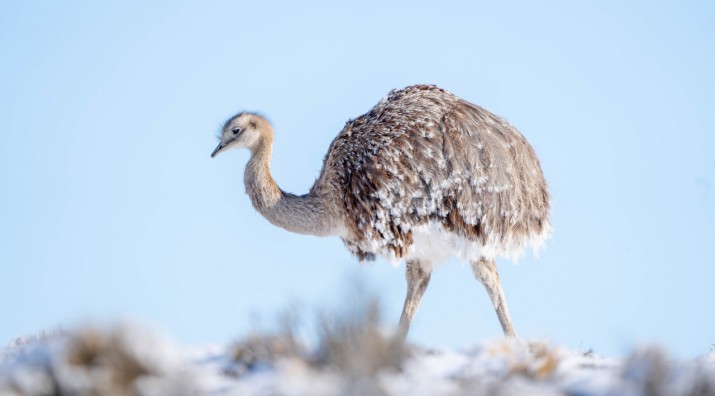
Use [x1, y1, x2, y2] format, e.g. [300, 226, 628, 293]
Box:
[232, 128, 242, 135]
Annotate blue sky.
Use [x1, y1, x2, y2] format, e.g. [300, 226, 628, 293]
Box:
[1, 1, 713, 357]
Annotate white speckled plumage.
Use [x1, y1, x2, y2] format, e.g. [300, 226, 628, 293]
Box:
[212, 84, 550, 339]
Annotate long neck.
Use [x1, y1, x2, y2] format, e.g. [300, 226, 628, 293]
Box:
[244, 136, 335, 236]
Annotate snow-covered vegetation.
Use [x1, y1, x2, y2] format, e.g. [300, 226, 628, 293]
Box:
[2, 302, 714, 396]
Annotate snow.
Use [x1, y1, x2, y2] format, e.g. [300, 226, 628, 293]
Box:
[2, 323, 714, 396]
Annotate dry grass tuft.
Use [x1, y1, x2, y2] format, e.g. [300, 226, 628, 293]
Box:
[485, 340, 561, 381]
[312, 299, 410, 377]
[1, 323, 197, 396]
[224, 295, 410, 395]
[229, 331, 305, 376]
[65, 326, 154, 395]
[622, 347, 670, 396]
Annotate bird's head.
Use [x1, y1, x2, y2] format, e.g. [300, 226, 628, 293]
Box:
[211, 112, 271, 158]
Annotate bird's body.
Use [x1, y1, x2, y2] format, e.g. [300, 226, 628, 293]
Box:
[212, 84, 550, 338]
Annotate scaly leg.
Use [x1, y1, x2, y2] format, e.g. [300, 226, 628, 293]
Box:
[397, 260, 431, 340]
[471, 257, 517, 337]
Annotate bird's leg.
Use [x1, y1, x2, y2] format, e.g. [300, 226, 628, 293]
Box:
[397, 260, 431, 340]
[471, 257, 517, 337]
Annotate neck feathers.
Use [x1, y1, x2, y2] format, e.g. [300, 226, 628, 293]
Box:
[244, 136, 336, 236]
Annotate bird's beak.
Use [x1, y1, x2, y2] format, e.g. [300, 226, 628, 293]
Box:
[211, 142, 225, 158]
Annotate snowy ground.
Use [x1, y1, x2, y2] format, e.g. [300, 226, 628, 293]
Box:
[2, 311, 715, 395]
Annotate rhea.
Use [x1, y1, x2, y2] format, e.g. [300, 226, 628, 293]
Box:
[211, 85, 550, 339]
